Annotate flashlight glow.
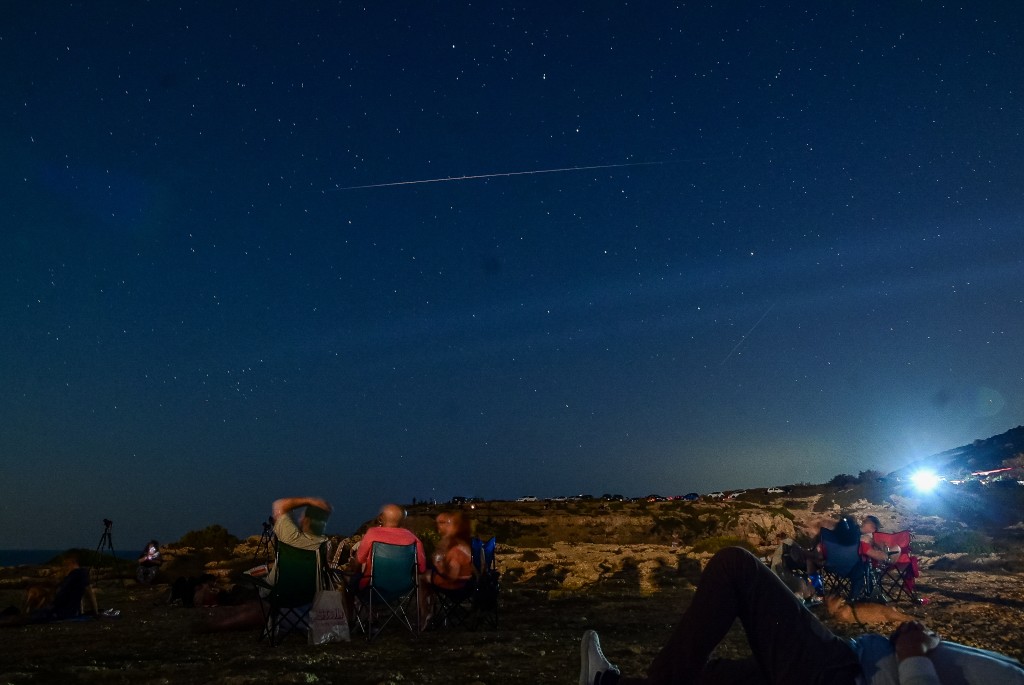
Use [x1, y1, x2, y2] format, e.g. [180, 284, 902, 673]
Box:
[910, 469, 941, 493]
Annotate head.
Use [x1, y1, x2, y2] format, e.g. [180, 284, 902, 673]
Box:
[861, 515, 881, 534]
[435, 510, 471, 541]
[61, 551, 81, 571]
[302, 506, 329, 536]
[823, 593, 846, 616]
[833, 515, 862, 545]
[377, 503, 406, 528]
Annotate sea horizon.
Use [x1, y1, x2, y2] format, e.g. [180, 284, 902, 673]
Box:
[0, 549, 137, 568]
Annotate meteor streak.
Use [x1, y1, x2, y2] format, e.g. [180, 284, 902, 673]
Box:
[335, 160, 672, 190]
[720, 301, 777, 366]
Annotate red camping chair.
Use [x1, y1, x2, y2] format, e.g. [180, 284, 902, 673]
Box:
[872, 530, 921, 603]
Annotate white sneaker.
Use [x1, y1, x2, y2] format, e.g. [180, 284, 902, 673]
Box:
[579, 629, 619, 685]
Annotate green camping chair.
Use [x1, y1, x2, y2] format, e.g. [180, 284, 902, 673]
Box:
[255, 540, 329, 646]
[354, 541, 419, 640]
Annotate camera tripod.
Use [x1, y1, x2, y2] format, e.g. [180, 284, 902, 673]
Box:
[96, 518, 116, 560]
[253, 516, 275, 563]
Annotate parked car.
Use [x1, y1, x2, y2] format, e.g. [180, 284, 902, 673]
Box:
[707, 491, 725, 499]
[516, 495, 538, 502]
[682, 492, 700, 501]
[766, 487, 784, 494]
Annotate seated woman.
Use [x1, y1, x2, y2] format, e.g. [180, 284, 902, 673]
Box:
[420, 511, 473, 628]
[136, 539, 162, 584]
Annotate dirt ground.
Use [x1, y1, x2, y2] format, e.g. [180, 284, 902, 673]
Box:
[2, 554, 1023, 685]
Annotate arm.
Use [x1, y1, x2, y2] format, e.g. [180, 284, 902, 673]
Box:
[891, 622, 942, 685]
[860, 539, 889, 563]
[438, 545, 472, 579]
[85, 585, 99, 616]
[415, 539, 428, 574]
[271, 497, 332, 521]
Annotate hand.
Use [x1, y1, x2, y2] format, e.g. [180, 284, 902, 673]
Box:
[890, 621, 941, 661]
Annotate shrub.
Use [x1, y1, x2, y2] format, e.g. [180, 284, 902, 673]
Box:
[930, 530, 995, 555]
[173, 524, 239, 558]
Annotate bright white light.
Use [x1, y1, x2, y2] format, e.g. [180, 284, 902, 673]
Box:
[910, 469, 941, 493]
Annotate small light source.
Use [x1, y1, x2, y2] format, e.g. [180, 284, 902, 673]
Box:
[910, 469, 941, 493]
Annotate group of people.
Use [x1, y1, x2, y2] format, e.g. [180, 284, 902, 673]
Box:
[203, 495, 476, 632]
[579, 514, 1024, 685]
[347, 502, 474, 627]
[12, 497, 1022, 684]
[579, 543, 1024, 685]
[770, 513, 903, 603]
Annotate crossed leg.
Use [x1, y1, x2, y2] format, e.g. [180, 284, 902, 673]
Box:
[618, 547, 860, 685]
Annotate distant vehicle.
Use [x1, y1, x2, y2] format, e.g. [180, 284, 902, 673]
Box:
[516, 495, 538, 502]
[707, 492, 725, 499]
[548, 495, 567, 502]
[450, 496, 468, 505]
[766, 487, 784, 494]
[682, 492, 700, 501]
[726, 490, 746, 500]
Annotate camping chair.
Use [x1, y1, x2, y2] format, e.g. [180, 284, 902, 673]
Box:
[430, 536, 501, 630]
[431, 576, 477, 629]
[872, 530, 921, 603]
[353, 542, 419, 640]
[818, 526, 880, 603]
[254, 540, 330, 646]
[772, 541, 816, 598]
[469, 536, 500, 629]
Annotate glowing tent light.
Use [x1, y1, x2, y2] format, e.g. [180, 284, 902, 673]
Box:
[910, 469, 941, 493]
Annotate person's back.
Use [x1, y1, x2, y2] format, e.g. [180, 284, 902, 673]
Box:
[355, 504, 427, 588]
[51, 566, 91, 619]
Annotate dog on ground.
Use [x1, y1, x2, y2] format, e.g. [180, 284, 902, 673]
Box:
[823, 594, 915, 624]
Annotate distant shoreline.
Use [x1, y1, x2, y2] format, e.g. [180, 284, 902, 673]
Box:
[0, 549, 137, 567]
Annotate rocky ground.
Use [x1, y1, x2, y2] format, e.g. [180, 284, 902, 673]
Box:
[3, 491, 1024, 684]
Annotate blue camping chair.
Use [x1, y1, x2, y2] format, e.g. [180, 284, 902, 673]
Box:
[819, 526, 880, 603]
[355, 542, 419, 640]
[470, 536, 500, 629]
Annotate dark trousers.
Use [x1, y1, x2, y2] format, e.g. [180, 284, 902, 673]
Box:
[619, 547, 861, 685]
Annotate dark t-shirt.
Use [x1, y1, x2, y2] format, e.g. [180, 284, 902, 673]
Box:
[51, 567, 90, 618]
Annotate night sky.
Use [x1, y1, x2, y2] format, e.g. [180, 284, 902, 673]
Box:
[3, 3, 1022, 550]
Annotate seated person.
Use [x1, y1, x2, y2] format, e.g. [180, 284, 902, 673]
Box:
[579, 546, 1024, 685]
[1, 553, 99, 626]
[419, 510, 474, 629]
[860, 514, 898, 563]
[351, 503, 427, 589]
[769, 534, 816, 601]
[198, 495, 331, 632]
[136, 539, 163, 584]
[424, 511, 473, 591]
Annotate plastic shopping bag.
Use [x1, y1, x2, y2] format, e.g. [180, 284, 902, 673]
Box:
[308, 589, 350, 644]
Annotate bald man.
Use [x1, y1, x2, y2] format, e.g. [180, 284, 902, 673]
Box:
[354, 503, 427, 588]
